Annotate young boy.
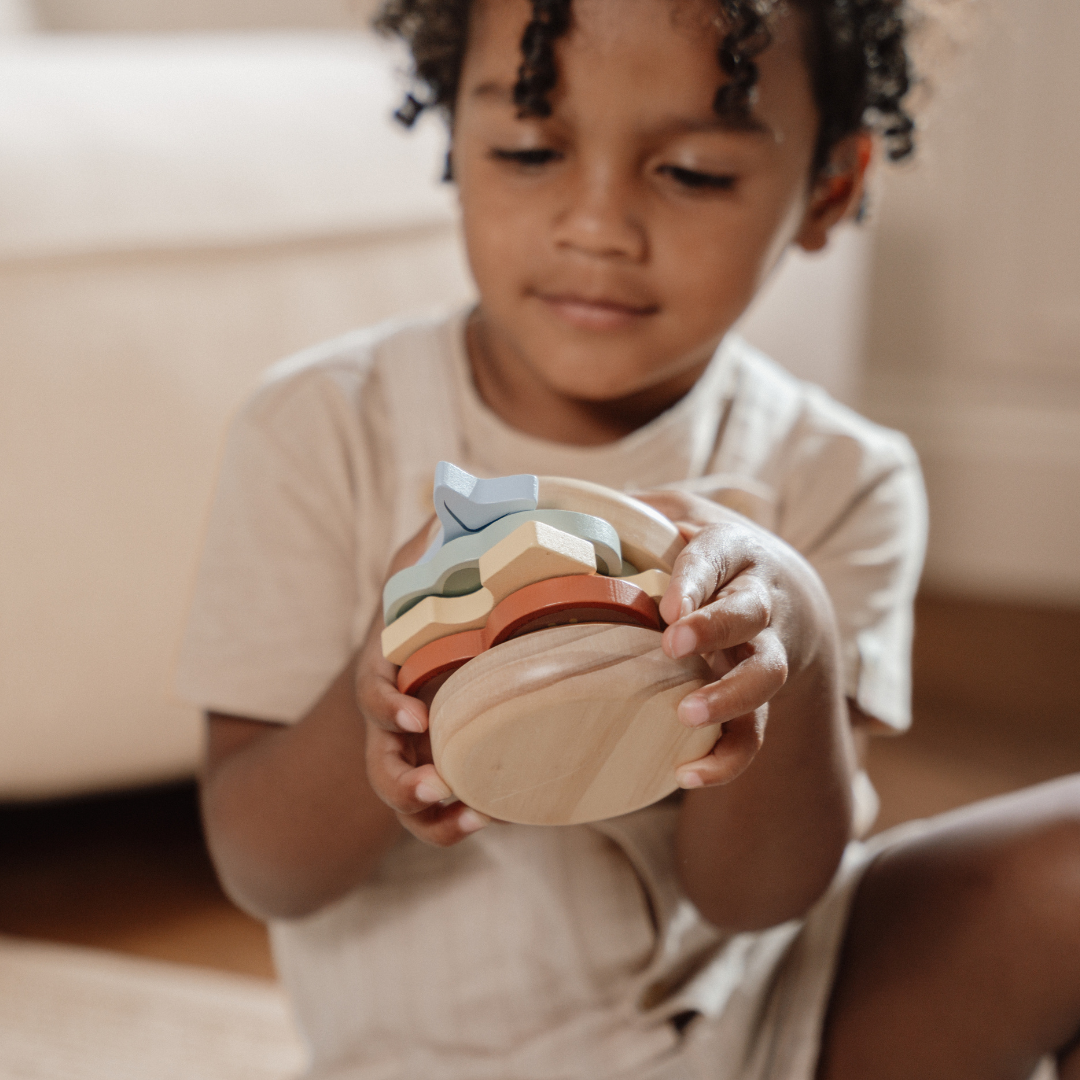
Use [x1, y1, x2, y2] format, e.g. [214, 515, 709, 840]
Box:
[178, 1, 1080, 1077]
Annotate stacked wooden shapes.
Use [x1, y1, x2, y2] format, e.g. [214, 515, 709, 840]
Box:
[382, 509, 622, 625]
[396, 571, 669, 695]
[381, 467, 717, 826]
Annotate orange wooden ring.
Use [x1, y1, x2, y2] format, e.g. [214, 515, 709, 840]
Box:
[396, 575, 660, 697]
[484, 574, 660, 646]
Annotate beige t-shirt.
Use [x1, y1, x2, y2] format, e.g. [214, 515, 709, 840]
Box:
[177, 310, 927, 1079]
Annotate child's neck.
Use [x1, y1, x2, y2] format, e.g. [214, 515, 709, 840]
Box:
[465, 312, 712, 448]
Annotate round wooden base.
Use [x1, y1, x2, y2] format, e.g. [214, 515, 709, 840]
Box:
[428, 623, 720, 826]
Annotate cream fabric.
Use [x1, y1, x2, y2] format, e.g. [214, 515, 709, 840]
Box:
[0, 935, 306, 1079]
[0, 0, 33, 32]
[177, 310, 927, 1079]
[0, 33, 455, 259]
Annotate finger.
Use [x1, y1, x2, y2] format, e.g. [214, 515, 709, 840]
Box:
[677, 629, 788, 727]
[658, 523, 758, 626]
[365, 723, 451, 815]
[397, 801, 493, 849]
[675, 710, 766, 789]
[664, 574, 771, 659]
[356, 623, 428, 734]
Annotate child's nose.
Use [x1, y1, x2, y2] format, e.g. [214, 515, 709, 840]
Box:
[552, 165, 647, 263]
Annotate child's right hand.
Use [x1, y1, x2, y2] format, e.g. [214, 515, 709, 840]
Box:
[355, 524, 493, 848]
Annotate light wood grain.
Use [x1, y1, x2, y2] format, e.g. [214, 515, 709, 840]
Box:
[537, 477, 685, 573]
[429, 624, 720, 825]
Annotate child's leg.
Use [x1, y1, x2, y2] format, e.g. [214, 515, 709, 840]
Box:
[818, 775, 1080, 1080]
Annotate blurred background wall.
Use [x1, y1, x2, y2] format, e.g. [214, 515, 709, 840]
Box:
[865, 0, 1080, 605]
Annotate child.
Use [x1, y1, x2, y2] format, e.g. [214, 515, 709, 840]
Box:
[178, 0, 1080, 1076]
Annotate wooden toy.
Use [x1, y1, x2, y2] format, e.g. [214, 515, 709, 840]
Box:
[428, 624, 720, 825]
[381, 521, 599, 665]
[382, 509, 621, 625]
[536, 476, 685, 572]
[388, 464, 719, 826]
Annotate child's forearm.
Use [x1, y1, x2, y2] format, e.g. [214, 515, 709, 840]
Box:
[200, 657, 401, 921]
[675, 633, 855, 933]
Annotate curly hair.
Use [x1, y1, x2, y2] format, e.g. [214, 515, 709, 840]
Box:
[374, 0, 916, 173]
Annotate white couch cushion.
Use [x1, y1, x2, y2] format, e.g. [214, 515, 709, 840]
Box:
[0, 0, 34, 32]
[0, 32, 456, 259]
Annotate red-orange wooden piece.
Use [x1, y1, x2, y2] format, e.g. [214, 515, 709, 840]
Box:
[396, 574, 661, 697]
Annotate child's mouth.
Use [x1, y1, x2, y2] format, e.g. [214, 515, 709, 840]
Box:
[534, 291, 660, 332]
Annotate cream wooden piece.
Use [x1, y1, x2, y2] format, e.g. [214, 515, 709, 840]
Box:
[536, 477, 685, 573]
[381, 588, 494, 667]
[478, 520, 597, 603]
[429, 624, 720, 825]
[618, 568, 671, 601]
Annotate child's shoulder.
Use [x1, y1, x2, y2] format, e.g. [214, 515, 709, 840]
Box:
[724, 334, 919, 476]
[230, 310, 459, 449]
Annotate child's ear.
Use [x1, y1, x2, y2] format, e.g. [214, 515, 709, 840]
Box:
[794, 132, 873, 253]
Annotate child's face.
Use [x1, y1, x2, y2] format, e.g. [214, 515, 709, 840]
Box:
[453, 0, 855, 412]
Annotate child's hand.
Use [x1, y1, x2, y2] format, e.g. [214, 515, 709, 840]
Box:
[355, 523, 492, 848]
[635, 490, 833, 792]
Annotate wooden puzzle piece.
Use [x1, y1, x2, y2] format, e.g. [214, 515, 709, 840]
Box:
[428, 624, 721, 826]
[618, 568, 670, 601]
[536, 477, 685, 572]
[478, 519, 597, 604]
[383, 521, 600, 665]
[383, 509, 621, 625]
[381, 587, 495, 667]
[484, 574, 661, 648]
[432, 461, 539, 545]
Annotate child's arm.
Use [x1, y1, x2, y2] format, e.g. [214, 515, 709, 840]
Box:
[200, 525, 484, 921]
[642, 491, 857, 933]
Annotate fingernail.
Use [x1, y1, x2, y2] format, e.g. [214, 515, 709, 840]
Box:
[396, 708, 424, 734]
[678, 696, 710, 726]
[416, 780, 452, 804]
[667, 623, 697, 658]
[679, 596, 695, 619]
[458, 809, 491, 834]
[677, 771, 705, 789]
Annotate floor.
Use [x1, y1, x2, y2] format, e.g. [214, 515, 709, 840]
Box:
[1, 594, 1078, 982]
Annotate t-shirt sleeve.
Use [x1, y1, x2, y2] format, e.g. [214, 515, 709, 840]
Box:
[777, 402, 928, 732]
[176, 364, 379, 724]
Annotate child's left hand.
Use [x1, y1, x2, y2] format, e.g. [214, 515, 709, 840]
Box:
[634, 489, 832, 791]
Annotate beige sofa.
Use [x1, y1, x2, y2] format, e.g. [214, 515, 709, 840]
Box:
[0, 0, 871, 798]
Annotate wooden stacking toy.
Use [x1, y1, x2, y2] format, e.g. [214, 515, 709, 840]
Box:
[381, 463, 721, 826]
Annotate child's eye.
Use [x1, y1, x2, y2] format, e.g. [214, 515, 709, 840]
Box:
[489, 147, 562, 168]
[658, 165, 736, 191]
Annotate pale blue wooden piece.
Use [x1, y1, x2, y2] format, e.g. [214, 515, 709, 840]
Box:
[383, 509, 622, 625]
[417, 463, 540, 565]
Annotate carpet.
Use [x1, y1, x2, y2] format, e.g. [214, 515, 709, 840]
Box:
[0, 935, 307, 1079]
